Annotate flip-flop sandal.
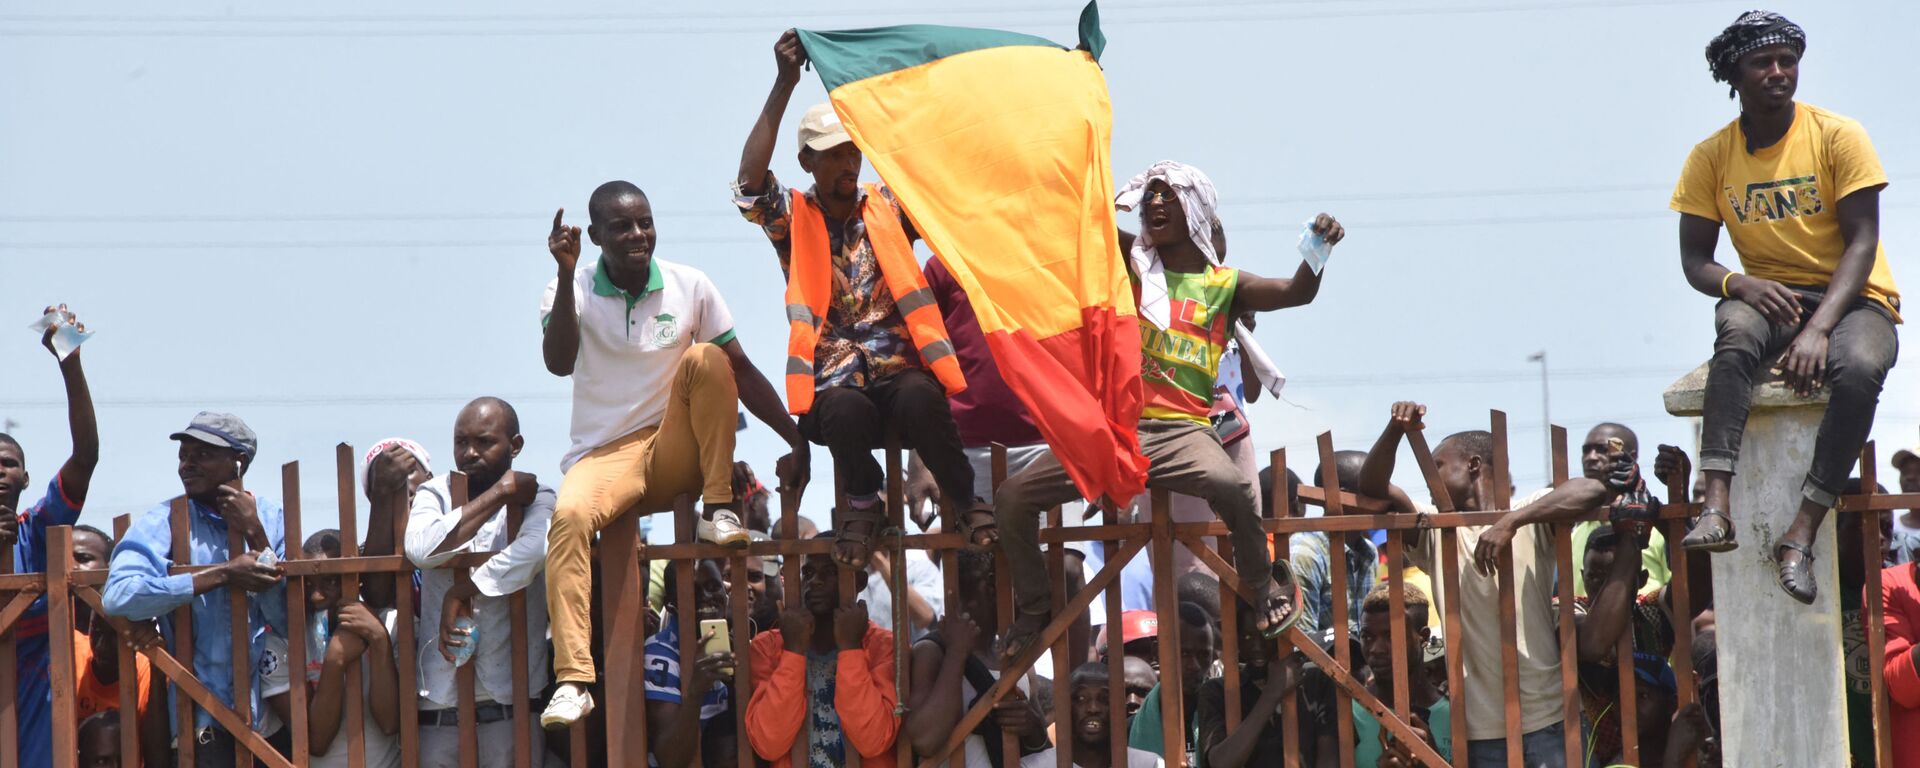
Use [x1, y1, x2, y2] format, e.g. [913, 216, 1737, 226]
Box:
[1681, 507, 1739, 553]
[997, 608, 1052, 663]
[958, 501, 999, 549]
[832, 505, 886, 568]
[1775, 540, 1817, 605]
[1259, 565, 1306, 639]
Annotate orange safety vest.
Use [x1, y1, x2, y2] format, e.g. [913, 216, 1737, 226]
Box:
[783, 184, 966, 415]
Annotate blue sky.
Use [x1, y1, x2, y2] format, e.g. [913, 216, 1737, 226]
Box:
[3, 0, 1915, 539]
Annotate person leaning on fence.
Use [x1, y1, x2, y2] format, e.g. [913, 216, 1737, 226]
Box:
[644, 559, 738, 768]
[258, 529, 403, 768]
[1670, 11, 1901, 606]
[1878, 555, 1920, 767]
[735, 31, 986, 571]
[404, 398, 560, 765]
[540, 180, 807, 728]
[904, 548, 1050, 765]
[69, 524, 172, 768]
[995, 162, 1341, 659]
[1567, 425, 1672, 601]
[2, 304, 99, 768]
[1193, 575, 1316, 768]
[1358, 401, 1638, 768]
[104, 411, 291, 767]
[1566, 521, 1678, 766]
[745, 534, 900, 767]
[1023, 663, 1164, 768]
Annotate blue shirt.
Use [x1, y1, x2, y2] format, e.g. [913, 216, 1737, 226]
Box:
[103, 493, 288, 733]
[1289, 531, 1379, 636]
[641, 615, 730, 721]
[12, 476, 83, 768]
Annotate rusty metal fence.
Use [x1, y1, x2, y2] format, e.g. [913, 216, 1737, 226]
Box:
[0, 411, 1908, 768]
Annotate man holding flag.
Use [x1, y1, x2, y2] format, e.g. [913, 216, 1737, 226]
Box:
[733, 30, 988, 570]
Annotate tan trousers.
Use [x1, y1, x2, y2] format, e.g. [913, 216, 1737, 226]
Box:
[547, 343, 738, 683]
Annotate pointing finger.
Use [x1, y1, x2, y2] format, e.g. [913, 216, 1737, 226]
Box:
[552, 208, 566, 235]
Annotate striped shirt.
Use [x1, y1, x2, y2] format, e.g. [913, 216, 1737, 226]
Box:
[643, 617, 730, 723]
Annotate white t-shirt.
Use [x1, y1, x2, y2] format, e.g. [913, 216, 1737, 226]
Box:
[861, 549, 945, 642]
[1407, 489, 1561, 741]
[542, 257, 737, 471]
[1020, 746, 1162, 768]
[260, 608, 403, 768]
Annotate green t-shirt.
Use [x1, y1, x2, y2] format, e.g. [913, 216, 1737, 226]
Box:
[1138, 266, 1237, 424]
[1352, 698, 1452, 766]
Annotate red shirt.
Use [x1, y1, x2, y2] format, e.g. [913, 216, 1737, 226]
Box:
[923, 257, 1044, 448]
[1884, 562, 1920, 768]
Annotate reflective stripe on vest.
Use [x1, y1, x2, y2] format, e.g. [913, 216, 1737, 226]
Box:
[781, 184, 967, 414]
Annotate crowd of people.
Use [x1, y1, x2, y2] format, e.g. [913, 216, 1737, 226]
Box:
[4, 8, 1917, 768]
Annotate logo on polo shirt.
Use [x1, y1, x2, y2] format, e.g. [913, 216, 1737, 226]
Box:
[651, 313, 679, 349]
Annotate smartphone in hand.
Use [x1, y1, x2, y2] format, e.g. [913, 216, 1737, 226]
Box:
[700, 618, 730, 657]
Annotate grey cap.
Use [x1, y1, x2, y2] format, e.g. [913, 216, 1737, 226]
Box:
[170, 411, 258, 458]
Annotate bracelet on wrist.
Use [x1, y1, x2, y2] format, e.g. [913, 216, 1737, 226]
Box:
[1720, 272, 1739, 298]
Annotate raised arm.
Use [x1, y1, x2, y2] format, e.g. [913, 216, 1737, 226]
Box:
[746, 623, 811, 760]
[1574, 531, 1647, 663]
[1229, 214, 1344, 314]
[1781, 187, 1884, 396]
[1358, 401, 1423, 505]
[543, 208, 584, 376]
[903, 616, 979, 757]
[736, 30, 806, 195]
[1203, 657, 1304, 768]
[722, 338, 811, 498]
[44, 307, 98, 504]
[834, 604, 900, 758]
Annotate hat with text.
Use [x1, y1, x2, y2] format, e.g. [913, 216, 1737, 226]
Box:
[797, 103, 852, 152]
[169, 411, 258, 459]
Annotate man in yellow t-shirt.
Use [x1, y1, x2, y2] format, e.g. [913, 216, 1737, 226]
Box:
[1668, 11, 1898, 606]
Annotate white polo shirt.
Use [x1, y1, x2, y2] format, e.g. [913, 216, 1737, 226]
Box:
[542, 256, 736, 471]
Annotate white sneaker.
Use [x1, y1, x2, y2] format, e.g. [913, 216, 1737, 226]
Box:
[698, 508, 751, 547]
[541, 683, 595, 730]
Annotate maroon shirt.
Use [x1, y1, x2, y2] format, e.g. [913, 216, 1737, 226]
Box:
[923, 257, 1045, 448]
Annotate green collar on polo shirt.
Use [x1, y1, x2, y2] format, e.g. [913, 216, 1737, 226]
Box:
[592, 257, 664, 309]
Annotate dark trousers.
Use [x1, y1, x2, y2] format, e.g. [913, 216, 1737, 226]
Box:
[1700, 287, 1898, 506]
[798, 368, 975, 503]
[993, 419, 1270, 617]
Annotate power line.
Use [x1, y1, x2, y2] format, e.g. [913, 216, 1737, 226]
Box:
[0, 0, 1730, 38]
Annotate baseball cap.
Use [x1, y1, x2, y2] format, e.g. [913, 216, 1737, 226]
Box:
[170, 411, 258, 459]
[1892, 446, 1920, 472]
[797, 103, 852, 152]
[1097, 610, 1160, 653]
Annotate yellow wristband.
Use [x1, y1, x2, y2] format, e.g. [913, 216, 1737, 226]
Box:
[1721, 272, 1738, 298]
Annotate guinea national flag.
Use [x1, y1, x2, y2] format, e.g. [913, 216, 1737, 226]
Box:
[798, 2, 1149, 505]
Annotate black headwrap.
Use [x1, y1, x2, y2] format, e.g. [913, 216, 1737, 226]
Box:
[1705, 10, 1807, 95]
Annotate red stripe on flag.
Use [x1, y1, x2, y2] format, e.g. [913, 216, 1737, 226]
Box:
[984, 307, 1150, 504]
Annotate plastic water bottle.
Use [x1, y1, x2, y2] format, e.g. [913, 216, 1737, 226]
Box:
[450, 616, 478, 667]
[310, 611, 331, 655]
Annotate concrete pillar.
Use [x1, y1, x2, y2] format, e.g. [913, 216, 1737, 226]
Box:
[1665, 363, 1847, 767]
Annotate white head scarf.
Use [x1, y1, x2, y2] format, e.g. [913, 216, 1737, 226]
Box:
[361, 437, 432, 495]
[1114, 160, 1221, 331]
[1115, 161, 1286, 398]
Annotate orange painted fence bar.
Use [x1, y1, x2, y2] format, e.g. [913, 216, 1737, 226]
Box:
[0, 421, 1911, 767]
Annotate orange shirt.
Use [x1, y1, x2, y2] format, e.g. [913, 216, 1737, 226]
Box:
[745, 624, 898, 768]
[72, 630, 152, 720]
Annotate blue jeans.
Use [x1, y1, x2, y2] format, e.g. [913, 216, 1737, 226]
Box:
[1466, 721, 1572, 768]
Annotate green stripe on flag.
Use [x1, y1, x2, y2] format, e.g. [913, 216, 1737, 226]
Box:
[796, 24, 1064, 92]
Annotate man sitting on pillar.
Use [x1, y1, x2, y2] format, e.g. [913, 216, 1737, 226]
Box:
[1671, 11, 1899, 605]
[734, 31, 983, 570]
[539, 182, 807, 728]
